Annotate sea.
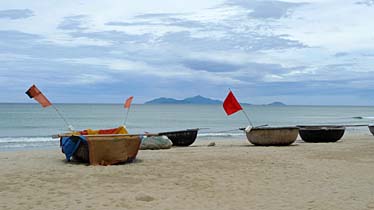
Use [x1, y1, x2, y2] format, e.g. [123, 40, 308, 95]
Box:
[1, 103, 374, 151]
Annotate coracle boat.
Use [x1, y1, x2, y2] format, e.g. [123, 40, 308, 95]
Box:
[58, 126, 142, 165]
[243, 126, 299, 146]
[297, 125, 345, 143]
[369, 125, 374, 136]
[158, 128, 199, 146]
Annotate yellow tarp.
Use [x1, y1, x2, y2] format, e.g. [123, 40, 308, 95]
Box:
[72, 126, 128, 135]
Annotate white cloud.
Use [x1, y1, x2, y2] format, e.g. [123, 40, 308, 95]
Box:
[276, 0, 374, 52]
[66, 73, 111, 85]
[59, 57, 245, 85]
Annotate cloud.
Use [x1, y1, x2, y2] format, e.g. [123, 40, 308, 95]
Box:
[0, 30, 41, 42]
[0, 9, 34, 19]
[0, 30, 43, 54]
[103, 8, 307, 51]
[69, 30, 152, 45]
[58, 15, 89, 30]
[58, 57, 245, 85]
[106, 14, 206, 29]
[182, 59, 242, 72]
[1, 0, 374, 104]
[158, 30, 305, 53]
[334, 52, 349, 57]
[224, 0, 307, 19]
[134, 13, 185, 19]
[355, 0, 374, 6]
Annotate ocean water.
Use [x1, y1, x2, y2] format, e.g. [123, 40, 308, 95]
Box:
[1, 103, 374, 150]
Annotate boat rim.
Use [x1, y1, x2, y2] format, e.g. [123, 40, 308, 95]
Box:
[158, 128, 199, 135]
[249, 126, 299, 131]
[297, 125, 346, 130]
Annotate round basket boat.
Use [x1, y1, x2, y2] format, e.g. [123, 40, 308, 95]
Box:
[245, 127, 299, 146]
[368, 125, 374, 136]
[298, 125, 345, 143]
[68, 135, 141, 165]
[159, 129, 199, 146]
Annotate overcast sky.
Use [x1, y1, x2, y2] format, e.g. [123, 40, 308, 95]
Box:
[1, 0, 374, 105]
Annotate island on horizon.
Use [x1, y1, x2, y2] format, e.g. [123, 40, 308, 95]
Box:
[144, 95, 286, 106]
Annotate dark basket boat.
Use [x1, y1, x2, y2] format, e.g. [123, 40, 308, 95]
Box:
[159, 129, 199, 146]
[298, 125, 345, 143]
[244, 126, 299, 146]
[368, 125, 374, 136]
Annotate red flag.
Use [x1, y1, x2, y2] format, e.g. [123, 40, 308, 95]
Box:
[124, 96, 133, 109]
[25, 85, 52, 108]
[223, 90, 243, 115]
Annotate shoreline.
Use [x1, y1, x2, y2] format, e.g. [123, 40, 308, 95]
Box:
[1, 134, 374, 210]
[0, 127, 372, 152]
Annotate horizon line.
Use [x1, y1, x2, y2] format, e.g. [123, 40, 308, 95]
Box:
[1, 102, 374, 107]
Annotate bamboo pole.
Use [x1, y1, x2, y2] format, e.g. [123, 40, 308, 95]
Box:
[123, 106, 131, 125]
[52, 105, 74, 131]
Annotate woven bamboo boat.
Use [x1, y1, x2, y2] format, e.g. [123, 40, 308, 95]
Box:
[159, 128, 199, 146]
[244, 127, 299, 146]
[369, 125, 374, 136]
[60, 134, 141, 165]
[298, 125, 345, 143]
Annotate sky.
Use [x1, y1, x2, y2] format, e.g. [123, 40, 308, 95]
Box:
[1, 0, 374, 105]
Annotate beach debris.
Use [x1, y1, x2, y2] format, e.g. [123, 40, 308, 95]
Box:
[140, 136, 172, 150]
[135, 193, 155, 202]
[208, 142, 216, 147]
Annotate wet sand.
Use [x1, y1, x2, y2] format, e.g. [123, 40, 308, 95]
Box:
[1, 133, 374, 210]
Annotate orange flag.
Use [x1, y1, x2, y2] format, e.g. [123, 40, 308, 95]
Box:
[25, 85, 52, 108]
[223, 90, 243, 115]
[124, 96, 134, 109]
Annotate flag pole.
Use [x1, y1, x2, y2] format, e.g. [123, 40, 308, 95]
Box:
[228, 88, 254, 127]
[123, 96, 134, 126]
[242, 109, 254, 127]
[52, 105, 74, 131]
[25, 84, 74, 132]
[123, 106, 130, 126]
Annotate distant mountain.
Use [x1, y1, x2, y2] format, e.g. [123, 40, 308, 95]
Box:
[145, 95, 222, 104]
[145, 96, 286, 106]
[145, 97, 181, 104]
[183, 95, 222, 104]
[266, 101, 286, 106]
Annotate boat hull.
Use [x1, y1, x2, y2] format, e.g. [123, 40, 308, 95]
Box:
[159, 129, 198, 146]
[369, 126, 374, 136]
[298, 126, 345, 143]
[245, 127, 299, 146]
[67, 135, 141, 165]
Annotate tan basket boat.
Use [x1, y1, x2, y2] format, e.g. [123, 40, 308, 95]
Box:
[245, 127, 299, 146]
[61, 134, 141, 165]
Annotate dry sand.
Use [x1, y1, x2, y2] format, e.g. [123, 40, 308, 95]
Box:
[1, 133, 374, 210]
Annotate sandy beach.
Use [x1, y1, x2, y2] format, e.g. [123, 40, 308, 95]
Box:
[1, 133, 374, 210]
